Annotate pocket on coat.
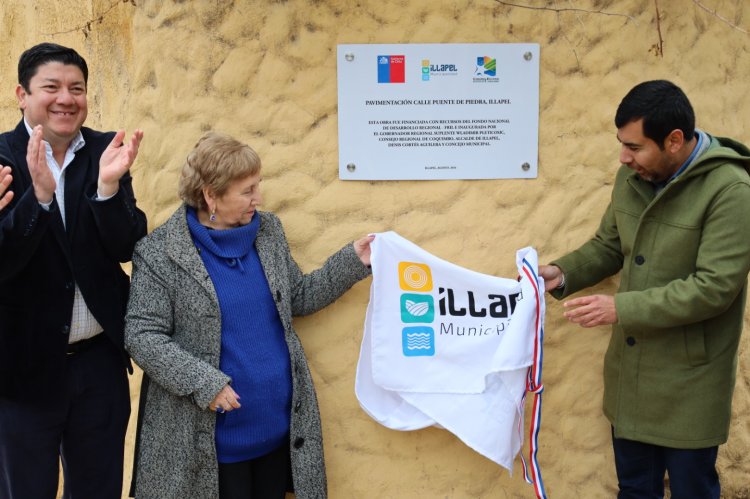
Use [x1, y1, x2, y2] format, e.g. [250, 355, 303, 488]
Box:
[683, 323, 708, 366]
[0, 304, 27, 366]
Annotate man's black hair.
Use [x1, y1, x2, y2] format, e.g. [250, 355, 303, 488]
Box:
[615, 80, 695, 148]
[17, 42, 88, 93]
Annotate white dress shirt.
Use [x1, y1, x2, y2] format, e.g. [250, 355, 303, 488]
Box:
[24, 119, 104, 344]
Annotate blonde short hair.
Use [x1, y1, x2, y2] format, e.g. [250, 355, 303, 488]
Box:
[178, 132, 261, 210]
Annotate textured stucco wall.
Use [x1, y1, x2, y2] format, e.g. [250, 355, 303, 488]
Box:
[2, 1, 750, 497]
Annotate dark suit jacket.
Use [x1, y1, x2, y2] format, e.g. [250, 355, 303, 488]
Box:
[0, 120, 147, 401]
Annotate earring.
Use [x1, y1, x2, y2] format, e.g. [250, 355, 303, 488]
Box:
[209, 209, 216, 222]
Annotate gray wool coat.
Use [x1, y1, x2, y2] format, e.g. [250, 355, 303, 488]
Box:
[124, 205, 371, 499]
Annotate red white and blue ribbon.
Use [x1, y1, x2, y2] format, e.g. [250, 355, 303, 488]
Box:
[519, 258, 547, 499]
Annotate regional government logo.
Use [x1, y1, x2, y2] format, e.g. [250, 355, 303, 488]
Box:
[473, 56, 499, 82]
[475, 56, 496, 76]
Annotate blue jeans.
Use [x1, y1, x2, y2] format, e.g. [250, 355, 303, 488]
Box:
[612, 428, 720, 499]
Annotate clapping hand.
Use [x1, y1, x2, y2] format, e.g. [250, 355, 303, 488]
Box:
[0, 166, 14, 210]
[26, 125, 56, 204]
[97, 129, 144, 198]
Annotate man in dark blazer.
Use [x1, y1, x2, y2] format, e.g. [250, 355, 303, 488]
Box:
[0, 43, 147, 498]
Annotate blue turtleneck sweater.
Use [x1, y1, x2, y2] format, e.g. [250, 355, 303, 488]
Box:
[186, 207, 292, 463]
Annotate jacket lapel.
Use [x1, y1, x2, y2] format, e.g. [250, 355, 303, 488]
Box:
[7, 122, 71, 260]
[61, 140, 92, 238]
[164, 205, 220, 305]
[626, 174, 656, 205]
[255, 212, 282, 299]
[4, 122, 34, 189]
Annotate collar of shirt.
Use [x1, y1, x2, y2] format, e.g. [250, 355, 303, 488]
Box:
[653, 129, 708, 191]
[23, 118, 85, 171]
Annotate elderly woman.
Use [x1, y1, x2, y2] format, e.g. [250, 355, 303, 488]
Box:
[125, 132, 373, 499]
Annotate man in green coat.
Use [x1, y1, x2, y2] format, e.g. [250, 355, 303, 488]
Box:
[540, 80, 750, 498]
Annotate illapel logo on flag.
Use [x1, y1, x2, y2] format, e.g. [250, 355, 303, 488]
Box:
[398, 262, 435, 356]
[400, 294, 434, 323]
[377, 55, 406, 83]
[355, 231, 547, 498]
[398, 261, 432, 291]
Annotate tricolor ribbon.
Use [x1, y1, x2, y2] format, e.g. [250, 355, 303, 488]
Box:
[519, 258, 547, 499]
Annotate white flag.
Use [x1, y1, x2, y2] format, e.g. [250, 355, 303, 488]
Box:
[355, 231, 545, 471]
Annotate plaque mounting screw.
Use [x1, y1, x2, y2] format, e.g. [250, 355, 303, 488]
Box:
[523, 52, 533, 61]
[345, 53, 354, 62]
[522, 162, 530, 171]
[347, 163, 356, 172]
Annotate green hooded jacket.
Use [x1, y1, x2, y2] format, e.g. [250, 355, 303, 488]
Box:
[552, 134, 750, 448]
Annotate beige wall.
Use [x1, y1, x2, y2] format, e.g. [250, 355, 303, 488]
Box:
[2, 0, 750, 497]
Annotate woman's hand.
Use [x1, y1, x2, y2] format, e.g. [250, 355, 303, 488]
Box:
[209, 384, 241, 413]
[354, 234, 375, 266]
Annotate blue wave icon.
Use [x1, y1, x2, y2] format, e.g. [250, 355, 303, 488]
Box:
[402, 326, 435, 357]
